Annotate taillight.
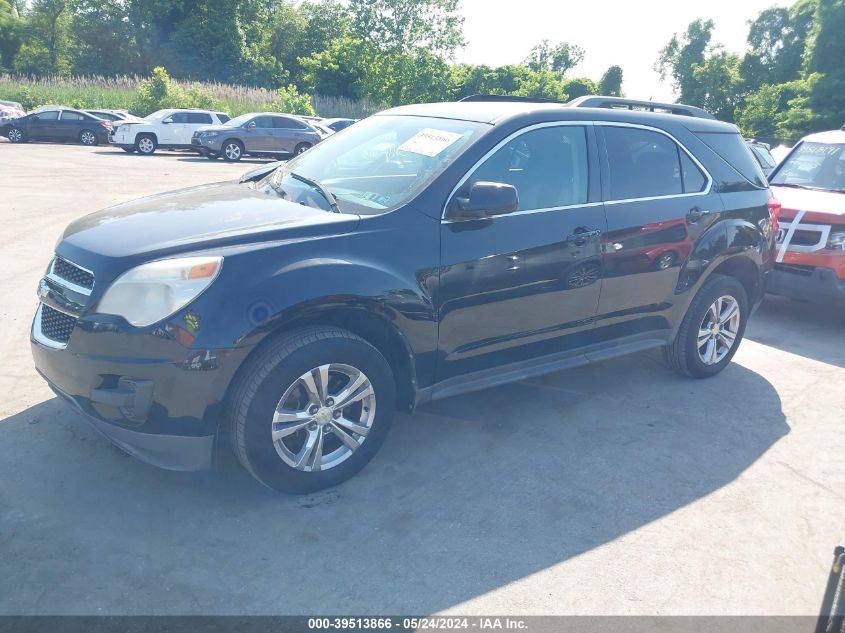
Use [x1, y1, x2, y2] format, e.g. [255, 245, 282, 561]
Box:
[767, 196, 781, 236]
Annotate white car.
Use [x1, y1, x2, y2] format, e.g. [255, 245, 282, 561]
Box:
[109, 108, 231, 155]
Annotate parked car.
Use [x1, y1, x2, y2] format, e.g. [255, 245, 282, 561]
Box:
[110, 108, 231, 155]
[0, 99, 23, 110]
[31, 100, 776, 493]
[2, 107, 111, 145]
[85, 109, 145, 124]
[746, 139, 778, 177]
[0, 103, 25, 125]
[766, 126, 845, 304]
[191, 112, 323, 161]
[322, 118, 357, 133]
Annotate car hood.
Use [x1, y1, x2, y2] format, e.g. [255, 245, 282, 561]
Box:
[194, 124, 235, 134]
[57, 181, 359, 269]
[771, 185, 845, 221]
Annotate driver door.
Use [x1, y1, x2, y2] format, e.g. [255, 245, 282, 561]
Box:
[27, 110, 60, 140]
[436, 123, 606, 383]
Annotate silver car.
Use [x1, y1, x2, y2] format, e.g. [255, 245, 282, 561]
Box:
[191, 112, 323, 162]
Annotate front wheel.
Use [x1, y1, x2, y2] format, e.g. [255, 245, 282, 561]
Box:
[221, 140, 243, 162]
[665, 274, 749, 378]
[293, 142, 311, 155]
[79, 129, 98, 146]
[205, 151, 219, 160]
[122, 147, 135, 153]
[7, 127, 26, 143]
[228, 326, 396, 494]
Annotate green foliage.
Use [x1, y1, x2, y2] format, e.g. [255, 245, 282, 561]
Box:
[274, 83, 315, 115]
[562, 77, 597, 100]
[657, 19, 715, 104]
[524, 40, 585, 77]
[0, 0, 23, 70]
[691, 52, 743, 122]
[598, 66, 624, 97]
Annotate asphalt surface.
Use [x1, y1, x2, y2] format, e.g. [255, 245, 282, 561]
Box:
[1, 141, 844, 615]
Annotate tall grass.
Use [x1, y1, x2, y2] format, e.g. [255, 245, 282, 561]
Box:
[0, 73, 378, 118]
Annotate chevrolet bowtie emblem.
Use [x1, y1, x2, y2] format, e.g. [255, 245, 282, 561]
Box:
[37, 280, 50, 300]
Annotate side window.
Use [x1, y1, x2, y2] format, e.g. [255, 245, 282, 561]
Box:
[603, 126, 683, 200]
[186, 113, 213, 124]
[61, 111, 83, 121]
[217, 113, 230, 123]
[252, 116, 274, 128]
[169, 112, 189, 124]
[464, 126, 589, 212]
[36, 110, 60, 120]
[276, 116, 307, 130]
[680, 151, 707, 193]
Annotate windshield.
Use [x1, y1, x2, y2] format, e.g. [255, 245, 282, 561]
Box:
[224, 113, 254, 127]
[260, 115, 487, 214]
[771, 141, 845, 191]
[145, 110, 171, 122]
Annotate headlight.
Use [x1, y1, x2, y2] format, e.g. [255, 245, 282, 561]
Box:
[97, 256, 222, 327]
[200, 131, 219, 138]
[826, 231, 845, 251]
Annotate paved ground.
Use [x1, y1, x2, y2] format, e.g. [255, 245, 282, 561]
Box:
[1, 142, 843, 616]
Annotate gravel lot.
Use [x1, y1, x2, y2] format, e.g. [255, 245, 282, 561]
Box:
[1, 141, 844, 616]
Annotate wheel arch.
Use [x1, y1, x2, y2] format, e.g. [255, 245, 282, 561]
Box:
[709, 255, 761, 305]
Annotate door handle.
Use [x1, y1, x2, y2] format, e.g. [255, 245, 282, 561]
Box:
[687, 206, 711, 222]
[565, 228, 602, 244]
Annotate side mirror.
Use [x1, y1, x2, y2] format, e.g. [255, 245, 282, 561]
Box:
[449, 181, 519, 221]
[245, 121, 256, 130]
[162, 118, 172, 124]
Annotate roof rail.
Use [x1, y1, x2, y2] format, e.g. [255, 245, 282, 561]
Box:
[567, 95, 715, 120]
[459, 94, 565, 104]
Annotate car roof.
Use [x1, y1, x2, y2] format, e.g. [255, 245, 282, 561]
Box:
[800, 129, 845, 144]
[378, 101, 737, 133]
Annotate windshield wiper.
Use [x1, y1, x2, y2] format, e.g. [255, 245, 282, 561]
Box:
[289, 171, 340, 213]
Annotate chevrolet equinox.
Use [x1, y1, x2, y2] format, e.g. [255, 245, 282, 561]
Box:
[32, 100, 778, 493]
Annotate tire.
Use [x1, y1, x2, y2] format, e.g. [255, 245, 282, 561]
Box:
[221, 139, 243, 162]
[7, 127, 26, 143]
[135, 134, 156, 155]
[665, 274, 749, 378]
[228, 326, 396, 494]
[293, 142, 311, 155]
[122, 147, 135, 153]
[79, 129, 98, 146]
[655, 251, 676, 270]
[205, 151, 219, 160]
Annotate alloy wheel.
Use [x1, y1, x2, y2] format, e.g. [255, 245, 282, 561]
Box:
[697, 295, 741, 365]
[271, 363, 376, 472]
[8, 128, 22, 142]
[137, 137, 154, 154]
[80, 131, 96, 145]
[224, 142, 241, 160]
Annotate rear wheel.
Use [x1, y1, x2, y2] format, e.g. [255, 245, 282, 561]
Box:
[7, 127, 25, 143]
[79, 129, 98, 146]
[665, 274, 748, 378]
[222, 140, 243, 162]
[294, 142, 311, 155]
[228, 326, 395, 494]
[136, 134, 156, 155]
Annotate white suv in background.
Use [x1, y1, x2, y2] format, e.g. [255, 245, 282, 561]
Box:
[110, 108, 231, 155]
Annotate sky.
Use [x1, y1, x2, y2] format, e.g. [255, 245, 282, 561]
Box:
[456, 0, 788, 102]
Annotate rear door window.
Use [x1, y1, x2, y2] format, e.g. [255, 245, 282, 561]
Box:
[275, 116, 307, 130]
[602, 126, 684, 199]
[186, 112, 213, 124]
[60, 111, 83, 121]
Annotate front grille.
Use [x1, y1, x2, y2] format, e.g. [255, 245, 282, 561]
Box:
[775, 263, 814, 277]
[40, 304, 77, 344]
[52, 257, 94, 290]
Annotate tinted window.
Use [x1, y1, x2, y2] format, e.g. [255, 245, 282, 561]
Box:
[604, 126, 683, 200]
[34, 110, 59, 120]
[275, 116, 307, 130]
[169, 112, 189, 123]
[750, 145, 776, 169]
[61, 111, 84, 121]
[696, 132, 766, 188]
[217, 113, 230, 123]
[680, 151, 707, 193]
[467, 125, 589, 211]
[186, 112, 213, 124]
[252, 116, 275, 128]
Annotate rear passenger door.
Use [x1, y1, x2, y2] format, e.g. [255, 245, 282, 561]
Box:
[57, 110, 84, 140]
[184, 112, 214, 144]
[595, 124, 723, 335]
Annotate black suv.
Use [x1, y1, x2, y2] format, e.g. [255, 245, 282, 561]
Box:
[32, 100, 777, 493]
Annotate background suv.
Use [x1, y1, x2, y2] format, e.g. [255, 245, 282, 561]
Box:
[192, 112, 323, 161]
[31, 100, 776, 493]
[2, 107, 111, 145]
[110, 108, 231, 155]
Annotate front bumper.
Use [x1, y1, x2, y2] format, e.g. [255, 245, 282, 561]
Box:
[31, 308, 251, 471]
[767, 264, 845, 304]
[192, 137, 222, 153]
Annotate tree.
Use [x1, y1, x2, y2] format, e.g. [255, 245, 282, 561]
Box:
[691, 52, 743, 122]
[598, 65, 623, 96]
[656, 19, 714, 105]
[69, 0, 142, 75]
[524, 40, 584, 77]
[562, 77, 597, 100]
[0, 0, 23, 70]
[805, 0, 845, 129]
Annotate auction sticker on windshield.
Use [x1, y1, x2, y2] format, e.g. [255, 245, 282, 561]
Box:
[398, 128, 463, 157]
